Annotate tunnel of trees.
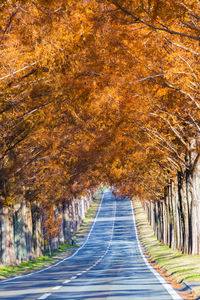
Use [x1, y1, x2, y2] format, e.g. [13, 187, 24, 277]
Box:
[0, 0, 200, 264]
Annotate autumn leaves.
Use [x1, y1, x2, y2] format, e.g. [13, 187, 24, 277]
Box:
[95, 0, 200, 200]
[0, 0, 200, 214]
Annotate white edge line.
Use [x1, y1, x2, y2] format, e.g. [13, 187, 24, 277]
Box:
[38, 293, 52, 299]
[131, 200, 183, 300]
[1, 193, 105, 283]
[52, 285, 62, 290]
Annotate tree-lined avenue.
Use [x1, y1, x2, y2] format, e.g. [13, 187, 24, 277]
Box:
[0, 190, 182, 299]
[1, 0, 200, 260]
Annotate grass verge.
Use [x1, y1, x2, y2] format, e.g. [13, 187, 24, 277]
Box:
[133, 199, 200, 299]
[0, 192, 102, 280]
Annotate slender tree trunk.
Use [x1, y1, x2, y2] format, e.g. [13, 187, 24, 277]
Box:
[172, 180, 179, 250]
[0, 205, 16, 265]
[48, 238, 52, 256]
[191, 156, 200, 254]
[59, 206, 65, 245]
[32, 202, 43, 257]
[63, 201, 72, 242]
[25, 200, 34, 260]
[177, 171, 185, 252]
[163, 194, 168, 245]
[13, 200, 30, 263]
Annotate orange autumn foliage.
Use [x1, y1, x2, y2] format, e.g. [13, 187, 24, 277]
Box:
[0, 0, 200, 218]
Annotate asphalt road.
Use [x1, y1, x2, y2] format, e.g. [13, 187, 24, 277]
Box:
[0, 190, 183, 300]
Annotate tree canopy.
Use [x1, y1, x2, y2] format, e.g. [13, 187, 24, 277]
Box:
[0, 0, 200, 208]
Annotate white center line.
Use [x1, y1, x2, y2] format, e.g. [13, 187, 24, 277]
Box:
[36, 194, 116, 300]
[38, 293, 52, 299]
[63, 279, 71, 284]
[52, 286, 62, 290]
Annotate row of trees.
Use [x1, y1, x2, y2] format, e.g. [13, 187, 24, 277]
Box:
[0, 0, 104, 264]
[0, 192, 93, 265]
[103, 0, 200, 254]
[0, 0, 200, 261]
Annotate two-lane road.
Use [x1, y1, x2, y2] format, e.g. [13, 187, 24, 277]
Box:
[0, 190, 183, 299]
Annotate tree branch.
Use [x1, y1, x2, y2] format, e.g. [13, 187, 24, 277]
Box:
[0, 60, 41, 81]
[111, 1, 200, 41]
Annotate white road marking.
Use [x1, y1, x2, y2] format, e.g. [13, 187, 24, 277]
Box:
[38, 293, 52, 299]
[38, 193, 117, 300]
[52, 286, 62, 290]
[131, 201, 183, 300]
[63, 279, 71, 284]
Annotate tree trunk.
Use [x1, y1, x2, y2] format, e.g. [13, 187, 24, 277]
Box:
[63, 201, 72, 242]
[0, 205, 16, 265]
[32, 202, 43, 257]
[191, 155, 200, 254]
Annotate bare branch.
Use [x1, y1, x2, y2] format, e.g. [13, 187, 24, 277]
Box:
[0, 60, 41, 81]
[188, 113, 200, 135]
[149, 112, 188, 148]
[166, 39, 200, 56]
[1, 10, 18, 42]
[144, 127, 186, 165]
[111, 1, 200, 41]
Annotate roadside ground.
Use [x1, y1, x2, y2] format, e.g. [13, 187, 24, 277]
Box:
[0, 192, 102, 280]
[133, 199, 200, 300]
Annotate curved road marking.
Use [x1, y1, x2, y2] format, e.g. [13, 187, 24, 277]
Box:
[130, 200, 183, 300]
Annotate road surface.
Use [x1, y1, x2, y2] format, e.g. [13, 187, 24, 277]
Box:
[0, 190, 183, 299]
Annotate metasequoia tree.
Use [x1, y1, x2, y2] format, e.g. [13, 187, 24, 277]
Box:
[0, 0, 100, 201]
[0, 0, 107, 263]
[91, 0, 200, 253]
[1, 0, 200, 259]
